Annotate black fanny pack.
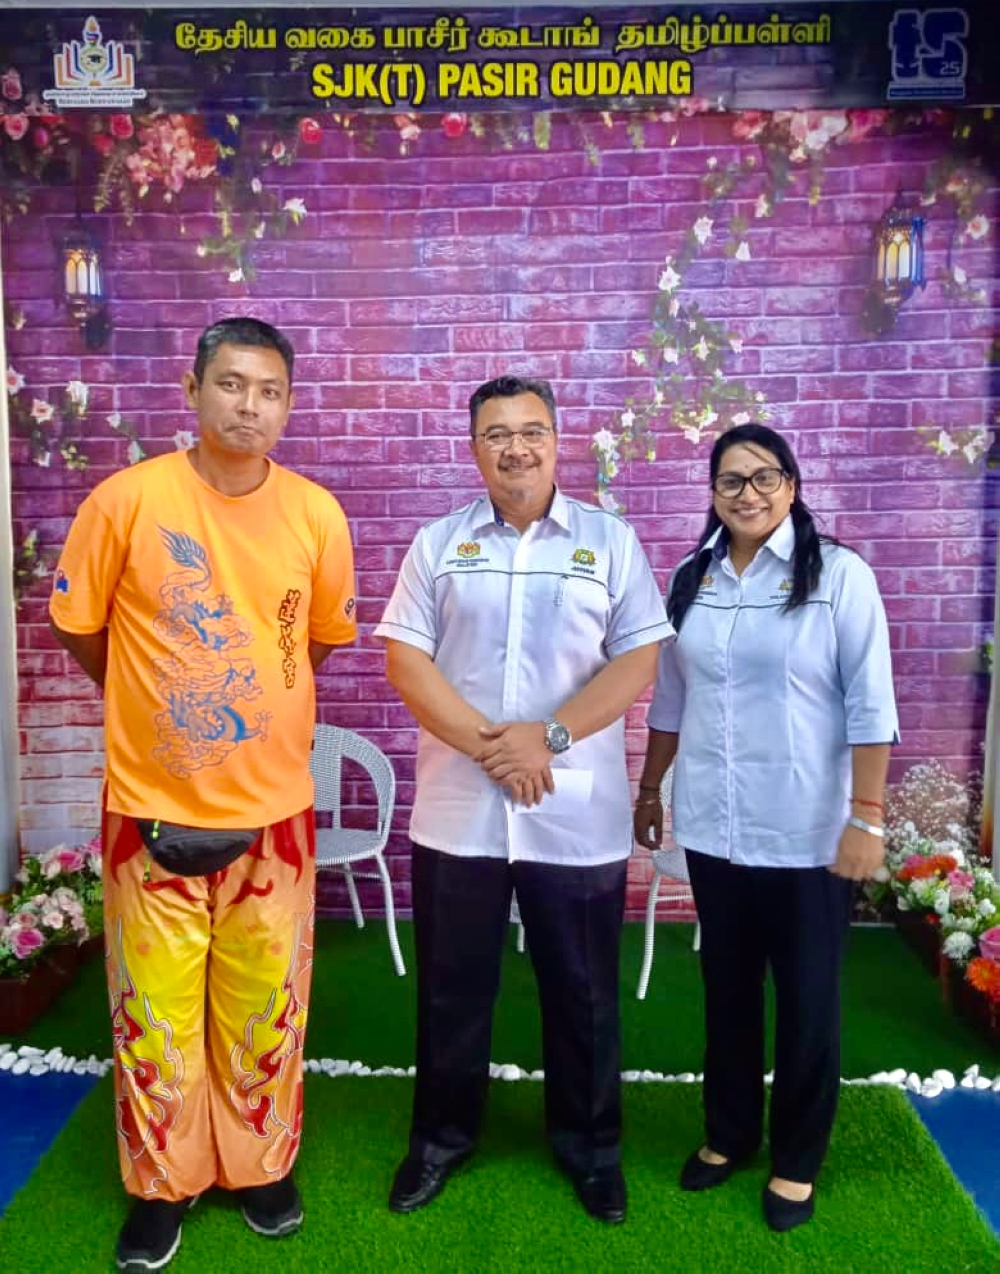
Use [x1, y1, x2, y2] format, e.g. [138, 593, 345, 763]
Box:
[137, 819, 261, 877]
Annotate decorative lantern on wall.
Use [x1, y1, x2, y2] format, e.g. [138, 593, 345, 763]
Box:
[61, 223, 111, 349]
[861, 196, 927, 336]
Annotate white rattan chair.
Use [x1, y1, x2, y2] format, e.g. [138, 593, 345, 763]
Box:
[309, 724, 405, 977]
[636, 767, 701, 1000]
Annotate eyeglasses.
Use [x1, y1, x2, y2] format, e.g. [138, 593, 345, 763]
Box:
[712, 467, 787, 499]
[475, 426, 554, 451]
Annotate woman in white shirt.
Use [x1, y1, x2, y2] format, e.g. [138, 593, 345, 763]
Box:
[634, 423, 898, 1232]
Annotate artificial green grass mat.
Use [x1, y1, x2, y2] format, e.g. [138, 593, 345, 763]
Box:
[7, 921, 995, 1073]
[1, 1077, 997, 1272]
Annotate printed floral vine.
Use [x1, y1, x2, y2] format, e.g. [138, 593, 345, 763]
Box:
[12, 528, 52, 605]
[591, 104, 996, 508]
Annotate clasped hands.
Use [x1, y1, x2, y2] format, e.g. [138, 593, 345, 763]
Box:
[475, 721, 554, 807]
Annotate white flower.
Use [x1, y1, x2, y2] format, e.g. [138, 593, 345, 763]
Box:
[933, 887, 951, 916]
[283, 197, 307, 222]
[6, 366, 25, 395]
[668, 298, 681, 317]
[965, 214, 989, 240]
[682, 427, 702, 444]
[870, 865, 890, 883]
[196, 244, 207, 257]
[755, 391, 765, 402]
[42, 909, 64, 930]
[35, 450, 51, 468]
[254, 222, 266, 239]
[943, 931, 975, 960]
[706, 156, 717, 169]
[693, 215, 713, 245]
[173, 429, 196, 451]
[658, 264, 681, 293]
[228, 267, 245, 283]
[592, 429, 618, 454]
[250, 177, 262, 195]
[754, 194, 771, 219]
[630, 349, 647, 366]
[693, 337, 710, 361]
[962, 441, 982, 464]
[729, 336, 744, 355]
[734, 241, 751, 262]
[652, 388, 664, 407]
[597, 490, 622, 513]
[952, 265, 967, 285]
[65, 380, 89, 412]
[698, 408, 718, 428]
[107, 412, 123, 431]
[978, 899, 996, 917]
[936, 429, 958, 456]
[126, 440, 143, 466]
[30, 398, 55, 423]
[663, 345, 679, 365]
[620, 408, 635, 432]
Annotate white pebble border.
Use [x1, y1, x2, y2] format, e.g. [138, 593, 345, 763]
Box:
[0, 1042, 997, 1098]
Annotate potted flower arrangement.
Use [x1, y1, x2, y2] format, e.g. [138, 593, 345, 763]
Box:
[0, 838, 103, 1035]
[864, 762, 983, 977]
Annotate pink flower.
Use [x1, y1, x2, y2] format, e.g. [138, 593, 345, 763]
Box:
[109, 113, 134, 140]
[271, 140, 286, 160]
[31, 125, 49, 148]
[3, 113, 29, 141]
[54, 847, 86, 874]
[91, 133, 115, 157]
[845, 109, 890, 142]
[1, 68, 21, 101]
[297, 116, 321, 145]
[965, 214, 989, 241]
[441, 112, 468, 139]
[946, 869, 974, 898]
[732, 111, 767, 141]
[11, 926, 45, 960]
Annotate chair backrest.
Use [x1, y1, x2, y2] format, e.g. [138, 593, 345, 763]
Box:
[309, 724, 396, 851]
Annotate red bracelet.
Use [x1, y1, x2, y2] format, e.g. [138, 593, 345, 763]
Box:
[851, 797, 885, 813]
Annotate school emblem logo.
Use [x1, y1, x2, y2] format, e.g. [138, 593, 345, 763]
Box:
[456, 541, 480, 559]
[571, 548, 596, 567]
[43, 16, 147, 109]
[778, 578, 793, 592]
[699, 573, 714, 588]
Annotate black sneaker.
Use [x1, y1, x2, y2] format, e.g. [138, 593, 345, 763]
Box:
[239, 1174, 304, 1237]
[115, 1197, 191, 1271]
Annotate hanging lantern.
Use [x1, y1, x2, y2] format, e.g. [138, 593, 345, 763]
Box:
[60, 223, 110, 348]
[861, 197, 927, 335]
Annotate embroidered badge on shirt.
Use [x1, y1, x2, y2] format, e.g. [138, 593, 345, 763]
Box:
[53, 569, 70, 595]
[456, 541, 480, 559]
[699, 573, 713, 589]
[571, 548, 596, 567]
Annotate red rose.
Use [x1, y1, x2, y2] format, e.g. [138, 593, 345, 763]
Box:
[297, 116, 322, 145]
[2, 113, 28, 141]
[91, 133, 115, 157]
[109, 113, 134, 140]
[441, 112, 468, 139]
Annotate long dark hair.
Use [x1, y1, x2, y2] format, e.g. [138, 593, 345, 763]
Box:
[667, 423, 838, 630]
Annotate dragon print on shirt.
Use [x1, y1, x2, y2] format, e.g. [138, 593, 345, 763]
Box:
[150, 527, 270, 777]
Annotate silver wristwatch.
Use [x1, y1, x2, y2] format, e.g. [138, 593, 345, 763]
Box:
[543, 719, 572, 754]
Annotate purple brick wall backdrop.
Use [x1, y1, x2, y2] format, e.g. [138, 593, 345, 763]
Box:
[5, 109, 998, 919]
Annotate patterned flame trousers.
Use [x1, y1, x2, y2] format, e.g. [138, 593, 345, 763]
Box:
[101, 807, 316, 1202]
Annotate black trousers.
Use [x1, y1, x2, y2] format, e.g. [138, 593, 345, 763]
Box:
[408, 843, 627, 1173]
[685, 850, 854, 1183]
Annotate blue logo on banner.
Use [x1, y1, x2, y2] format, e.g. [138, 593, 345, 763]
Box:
[887, 8, 969, 101]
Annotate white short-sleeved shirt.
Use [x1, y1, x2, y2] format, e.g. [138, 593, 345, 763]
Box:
[647, 516, 899, 869]
[375, 489, 672, 865]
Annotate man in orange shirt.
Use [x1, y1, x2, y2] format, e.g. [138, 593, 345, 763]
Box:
[50, 317, 357, 1272]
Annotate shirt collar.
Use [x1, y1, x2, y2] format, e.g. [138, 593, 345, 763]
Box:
[471, 485, 565, 532]
[707, 513, 795, 564]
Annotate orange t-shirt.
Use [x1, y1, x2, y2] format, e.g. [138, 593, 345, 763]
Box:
[50, 450, 357, 827]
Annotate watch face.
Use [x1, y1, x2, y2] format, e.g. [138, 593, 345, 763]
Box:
[546, 721, 571, 753]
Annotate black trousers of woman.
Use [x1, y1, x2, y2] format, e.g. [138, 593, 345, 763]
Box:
[408, 843, 627, 1174]
[685, 850, 855, 1183]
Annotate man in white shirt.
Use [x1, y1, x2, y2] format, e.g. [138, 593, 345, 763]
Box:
[375, 374, 671, 1224]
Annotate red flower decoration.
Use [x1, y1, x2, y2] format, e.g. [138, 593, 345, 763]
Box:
[297, 116, 321, 146]
[966, 956, 1000, 1004]
[109, 113, 134, 140]
[441, 112, 468, 139]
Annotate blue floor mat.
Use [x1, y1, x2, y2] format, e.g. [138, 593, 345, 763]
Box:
[910, 1088, 1000, 1235]
[0, 1072, 98, 1212]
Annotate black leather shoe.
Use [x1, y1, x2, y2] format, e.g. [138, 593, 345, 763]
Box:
[388, 1154, 468, 1214]
[763, 1183, 815, 1232]
[567, 1164, 627, 1224]
[679, 1148, 746, 1192]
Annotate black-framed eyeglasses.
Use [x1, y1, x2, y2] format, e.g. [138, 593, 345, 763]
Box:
[712, 467, 788, 499]
[475, 425, 554, 451]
